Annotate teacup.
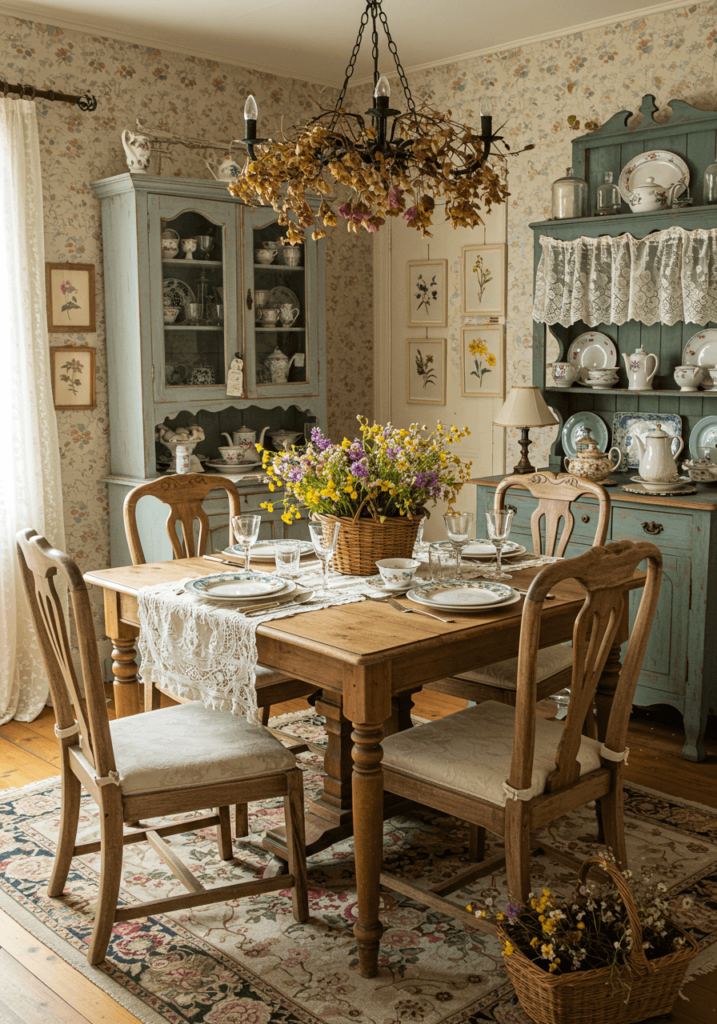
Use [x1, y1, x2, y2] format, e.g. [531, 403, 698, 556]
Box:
[218, 446, 243, 464]
[260, 307, 281, 324]
[182, 238, 197, 260]
[163, 306, 180, 324]
[255, 290, 270, 307]
[376, 557, 420, 589]
[707, 368, 717, 388]
[550, 362, 578, 387]
[674, 365, 704, 392]
[255, 248, 276, 265]
[584, 369, 619, 389]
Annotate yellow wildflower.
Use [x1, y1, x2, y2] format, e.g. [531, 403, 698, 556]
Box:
[503, 940, 514, 956]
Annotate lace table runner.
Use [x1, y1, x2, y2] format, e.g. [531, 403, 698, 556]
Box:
[137, 564, 371, 723]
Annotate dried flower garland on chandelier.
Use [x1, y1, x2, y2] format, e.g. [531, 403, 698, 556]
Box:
[229, 1, 532, 240]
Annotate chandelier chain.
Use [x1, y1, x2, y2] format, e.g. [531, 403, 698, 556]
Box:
[334, 7, 370, 114]
[377, 6, 416, 115]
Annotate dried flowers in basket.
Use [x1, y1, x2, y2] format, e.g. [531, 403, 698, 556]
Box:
[469, 855, 698, 1024]
[258, 416, 472, 575]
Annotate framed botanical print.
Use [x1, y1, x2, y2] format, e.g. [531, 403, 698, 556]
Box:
[51, 346, 96, 410]
[45, 263, 96, 333]
[461, 244, 506, 316]
[461, 326, 504, 398]
[407, 339, 446, 405]
[407, 259, 447, 326]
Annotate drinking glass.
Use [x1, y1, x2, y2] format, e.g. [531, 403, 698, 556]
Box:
[231, 514, 261, 572]
[444, 512, 474, 578]
[428, 542, 457, 582]
[274, 539, 301, 578]
[308, 520, 340, 596]
[412, 518, 427, 558]
[485, 509, 515, 580]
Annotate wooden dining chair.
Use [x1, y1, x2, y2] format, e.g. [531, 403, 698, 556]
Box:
[427, 471, 611, 709]
[16, 528, 309, 965]
[380, 539, 662, 922]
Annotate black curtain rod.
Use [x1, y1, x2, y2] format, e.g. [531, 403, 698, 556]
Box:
[1, 79, 97, 111]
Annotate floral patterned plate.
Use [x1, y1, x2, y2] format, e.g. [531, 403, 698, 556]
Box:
[682, 329, 717, 370]
[432, 539, 526, 560]
[566, 332, 617, 382]
[364, 575, 416, 594]
[612, 412, 682, 470]
[183, 571, 291, 601]
[408, 580, 515, 608]
[618, 149, 689, 204]
[226, 539, 314, 561]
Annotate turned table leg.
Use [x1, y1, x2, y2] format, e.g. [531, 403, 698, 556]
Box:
[104, 590, 140, 718]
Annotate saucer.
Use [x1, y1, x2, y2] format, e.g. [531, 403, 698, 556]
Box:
[629, 475, 691, 493]
[365, 575, 417, 594]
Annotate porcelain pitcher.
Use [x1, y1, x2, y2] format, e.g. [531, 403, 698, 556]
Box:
[633, 426, 684, 484]
[221, 424, 270, 462]
[121, 129, 151, 173]
[264, 346, 305, 384]
[622, 346, 659, 391]
[204, 149, 242, 181]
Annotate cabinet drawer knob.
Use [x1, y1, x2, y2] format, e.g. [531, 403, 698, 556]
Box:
[504, 504, 518, 514]
[246, 288, 253, 310]
[642, 521, 664, 536]
[581, 514, 590, 524]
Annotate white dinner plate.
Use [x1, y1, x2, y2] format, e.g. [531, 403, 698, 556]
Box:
[566, 332, 617, 383]
[432, 540, 527, 561]
[683, 329, 717, 370]
[618, 149, 689, 204]
[184, 572, 290, 601]
[226, 539, 315, 560]
[408, 580, 514, 608]
[407, 584, 521, 613]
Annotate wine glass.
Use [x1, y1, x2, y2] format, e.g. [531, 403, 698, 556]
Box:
[231, 514, 261, 572]
[485, 509, 515, 581]
[308, 520, 340, 596]
[443, 512, 474, 578]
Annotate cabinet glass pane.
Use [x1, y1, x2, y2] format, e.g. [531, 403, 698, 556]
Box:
[252, 220, 307, 385]
[161, 210, 226, 387]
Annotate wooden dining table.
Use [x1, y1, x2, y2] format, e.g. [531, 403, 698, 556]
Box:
[84, 554, 639, 979]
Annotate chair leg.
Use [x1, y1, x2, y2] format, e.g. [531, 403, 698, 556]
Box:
[284, 768, 309, 923]
[87, 790, 124, 965]
[216, 806, 233, 861]
[468, 824, 486, 862]
[504, 801, 532, 904]
[599, 767, 627, 869]
[48, 769, 82, 898]
[234, 804, 249, 838]
[260, 706, 271, 726]
[144, 677, 161, 713]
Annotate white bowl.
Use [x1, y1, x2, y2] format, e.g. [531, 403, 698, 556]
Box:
[255, 249, 276, 265]
[376, 558, 420, 589]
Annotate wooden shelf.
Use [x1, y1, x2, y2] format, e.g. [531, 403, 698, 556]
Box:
[164, 325, 223, 331]
[546, 386, 717, 396]
[253, 264, 304, 271]
[255, 327, 305, 332]
[163, 259, 223, 267]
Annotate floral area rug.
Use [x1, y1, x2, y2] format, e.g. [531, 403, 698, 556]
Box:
[2, 713, 717, 1024]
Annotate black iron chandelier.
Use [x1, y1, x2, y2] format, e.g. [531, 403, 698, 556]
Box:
[229, 0, 529, 239]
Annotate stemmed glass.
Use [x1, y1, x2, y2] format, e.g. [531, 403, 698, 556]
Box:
[308, 521, 340, 596]
[443, 512, 474, 578]
[231, 514, 261, 572]
[485, 509, 515, 581]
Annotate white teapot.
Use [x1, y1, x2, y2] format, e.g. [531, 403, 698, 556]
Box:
[622, 346, 659, 391]
[264, 346, 305, 384]
[633, 426, 684, 484]
[221, 424, 270, 462]
[626, 176, 686, 213]
[121, 129, 151, 173]
[204, 149, 242, 181]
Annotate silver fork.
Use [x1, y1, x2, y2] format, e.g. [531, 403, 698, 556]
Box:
[384, 596, 454, 623]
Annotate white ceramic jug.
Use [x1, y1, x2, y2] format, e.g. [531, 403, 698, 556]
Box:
[204, 149, 242, 181]
[121, 129, 151, 173]
[622, 346, 659, 391]
[264, 346, 305, 384]
[633, 426, 684, 483]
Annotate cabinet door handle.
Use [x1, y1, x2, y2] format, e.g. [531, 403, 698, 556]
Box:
[641, 521, 664, 536]
[504, 504, 518, 514]
[581, 514, 590, 524]
[246, 288, 253, 310]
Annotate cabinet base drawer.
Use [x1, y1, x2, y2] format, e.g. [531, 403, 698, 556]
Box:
[612, 506, 692, 551]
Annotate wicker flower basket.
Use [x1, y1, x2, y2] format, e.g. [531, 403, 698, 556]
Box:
[498, 856, 698, 1024]
[313, 511, 424, 576]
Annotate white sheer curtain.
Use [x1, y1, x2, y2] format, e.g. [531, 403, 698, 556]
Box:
[0, 99, 66, 723]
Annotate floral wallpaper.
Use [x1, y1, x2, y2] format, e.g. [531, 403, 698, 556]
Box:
[0, 13, 373, 635]
[363, 0, 717, 465]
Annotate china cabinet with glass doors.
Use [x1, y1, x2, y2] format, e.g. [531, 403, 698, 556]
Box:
[91, 173, 326, 566]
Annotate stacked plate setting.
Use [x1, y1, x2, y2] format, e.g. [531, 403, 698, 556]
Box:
[183, 570, 299, 608]
[432, 538, 527, 560]
[406, 580, 521, 612]
[224, 540, 314, 561]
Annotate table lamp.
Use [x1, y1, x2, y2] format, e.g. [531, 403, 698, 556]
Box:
[493, 386, 558, 474]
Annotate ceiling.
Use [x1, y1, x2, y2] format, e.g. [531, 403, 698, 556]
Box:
[0, 0, 681, 86]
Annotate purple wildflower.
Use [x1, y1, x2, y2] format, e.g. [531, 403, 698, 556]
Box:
[414, 472, 428, 489]
[386, 446, 400, 458]
[287, 466, 303, 482]
[311, 427, 332, 451]
[353, 458, 369, 479]
[505, 902, 520, 922]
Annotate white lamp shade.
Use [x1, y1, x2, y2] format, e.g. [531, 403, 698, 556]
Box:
[493, 386, 558, 428]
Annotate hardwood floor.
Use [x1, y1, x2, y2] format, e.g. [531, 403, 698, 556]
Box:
[1, 692, 716, 1023]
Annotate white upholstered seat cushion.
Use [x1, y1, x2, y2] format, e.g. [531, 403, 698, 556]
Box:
[454, 642, 574, 691]
[75, 702, 296, 796]
[382, 700, 602, 807]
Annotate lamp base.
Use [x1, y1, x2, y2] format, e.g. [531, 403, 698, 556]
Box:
[512, 427, 535, 475]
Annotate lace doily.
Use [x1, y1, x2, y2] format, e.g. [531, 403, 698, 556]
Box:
[533, 225, 717, 328]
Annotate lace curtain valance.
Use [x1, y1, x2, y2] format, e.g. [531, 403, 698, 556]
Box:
[533, 225, 717, 327]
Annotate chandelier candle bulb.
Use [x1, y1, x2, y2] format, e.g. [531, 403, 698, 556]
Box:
[479, 95, 493, 138]
[374, 75, 391, 98]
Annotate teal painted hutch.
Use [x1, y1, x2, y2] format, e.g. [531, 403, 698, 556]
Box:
[477, 96, 717, 761]
[91, 173, 326, 566]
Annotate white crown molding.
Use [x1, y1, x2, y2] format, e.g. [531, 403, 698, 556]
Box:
[0, 2, 341, 89]
[353, 0, 694, 86]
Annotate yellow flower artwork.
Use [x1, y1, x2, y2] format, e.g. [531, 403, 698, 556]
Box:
[461, 326, 504, 398]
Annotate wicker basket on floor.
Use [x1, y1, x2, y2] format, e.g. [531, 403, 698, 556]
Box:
[498, 856, 698, 1024]
[313, 511, 424, 576]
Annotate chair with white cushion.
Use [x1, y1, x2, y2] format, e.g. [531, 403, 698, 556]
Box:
[380, 539, 661, 914]
[17, 529, 309, 966]
[427, 472, 610, 709]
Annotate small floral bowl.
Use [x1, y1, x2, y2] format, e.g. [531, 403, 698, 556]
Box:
[163, 306, 180, 324]
[255, 248, 276, 265]
[376, 558, 421, 589]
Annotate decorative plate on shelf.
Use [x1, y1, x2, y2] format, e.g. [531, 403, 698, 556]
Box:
[566, 332, 617, 382]
[618, 150, 689, 204]
[612, 412, 683, 470]
[682, 329, 717, 369]
[163, 278, 195, 321]
[562, 412, 609, 459]
[264, 285, 301, 311]
[688, 415, 717, 459]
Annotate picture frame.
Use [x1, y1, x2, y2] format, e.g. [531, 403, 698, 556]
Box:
[461, 243, 506, 317]
[407, 338, 446, 405]
[461, 326, 505, 398]
[45, 263, 96, 333]
[407, 259, 447, 326]
[51, 346, 96, 410]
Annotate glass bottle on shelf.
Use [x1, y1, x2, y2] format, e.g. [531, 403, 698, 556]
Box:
[551, 167, 587, 219]
[704, 141, 717, 204]
[595, 171, 621, 216]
